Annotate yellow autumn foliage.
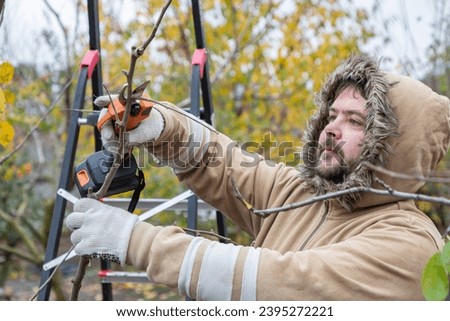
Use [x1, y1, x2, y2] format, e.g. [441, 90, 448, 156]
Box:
[0, 63, 15, 149]
[0, 118, 14, 149]
[0, 61, 14, 84]
[88, 0, 373, 199]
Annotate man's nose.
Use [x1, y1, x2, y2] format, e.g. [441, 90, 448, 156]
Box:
[324, 121, 342, 140]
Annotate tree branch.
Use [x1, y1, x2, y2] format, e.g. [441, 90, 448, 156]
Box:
[182, 227, 238, 245]
[69, 255, 89, 301]
[0, 208, 42, 260]
[92, 0, 172, 200]
[361, 161, 450, 183]
[0, 243, 38, 263]
[70, 0, 173, 300]
[231, 173, 450, 217]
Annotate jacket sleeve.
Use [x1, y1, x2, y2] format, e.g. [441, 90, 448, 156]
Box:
[127, 214, 437, 300]
[148, 102, 301, 236]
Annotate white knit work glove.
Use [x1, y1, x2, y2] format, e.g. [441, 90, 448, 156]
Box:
[66, 198, 138, 265]
[95, 95, 165, 148]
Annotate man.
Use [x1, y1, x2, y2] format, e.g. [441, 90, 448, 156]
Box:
[66, 54, 450, 300]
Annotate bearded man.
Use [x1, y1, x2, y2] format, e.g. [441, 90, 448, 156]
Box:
[66, 54, 449, 300]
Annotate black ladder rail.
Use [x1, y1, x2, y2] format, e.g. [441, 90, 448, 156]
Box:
[38, 0, 108, 301]
[38, 58, 93, 301]
[187, 53, 202, 235]
[191, 0, 213, 125]
[39, 0, 227, 301]
[86, 0, 113, 301]
[188, 0, 227, 239]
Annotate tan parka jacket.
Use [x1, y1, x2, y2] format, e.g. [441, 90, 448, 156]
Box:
[126, 55, 450, 300]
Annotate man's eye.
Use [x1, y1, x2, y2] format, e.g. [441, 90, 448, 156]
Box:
[349, 118, 363, 126]
[327, 115, 336, 123]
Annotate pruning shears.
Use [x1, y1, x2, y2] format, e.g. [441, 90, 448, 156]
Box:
[96, 80, 153, 133]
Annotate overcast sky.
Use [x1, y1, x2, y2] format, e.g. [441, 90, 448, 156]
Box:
[0, 0, 440, 78]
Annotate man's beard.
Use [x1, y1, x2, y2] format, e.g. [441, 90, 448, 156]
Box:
[316, 140, 358, 184]
[316, 159, 354, 183]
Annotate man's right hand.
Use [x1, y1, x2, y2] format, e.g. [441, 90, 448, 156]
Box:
[95, 96, 165, 148]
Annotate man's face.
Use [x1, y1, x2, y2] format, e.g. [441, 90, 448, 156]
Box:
[317, 86, 368, 182]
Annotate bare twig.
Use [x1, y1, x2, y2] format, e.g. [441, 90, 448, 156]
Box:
[0, 0, 5, 27]
[0, 243, 37, 263]
[0, 208, 42, 259]
[70, 0, 173, 300]
[182, 227, 238, 245]
[43, 0, 71, 70]
[29, 246, 75, 301]
[93, 1, 172, 200]
[362, 161, 450, 183]
[139, 97, 219, 134]
[133, 0, 172, 58]
[103, 84, 120, 122]
[231, 175, 450, 217]
[69, 255, 90, 301]
[373, 176, 395, 193]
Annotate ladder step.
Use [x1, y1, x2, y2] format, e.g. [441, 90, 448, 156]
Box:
[103, 197, 215, 212]
[98, 270, 150, 283]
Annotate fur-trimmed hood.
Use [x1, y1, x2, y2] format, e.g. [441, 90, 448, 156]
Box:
[301, 54, 450, 210]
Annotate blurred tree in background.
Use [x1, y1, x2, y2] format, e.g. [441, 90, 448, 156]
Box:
[416, 0, 450, 235]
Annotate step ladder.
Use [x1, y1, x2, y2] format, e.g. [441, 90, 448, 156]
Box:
[37, 0, 226, 301]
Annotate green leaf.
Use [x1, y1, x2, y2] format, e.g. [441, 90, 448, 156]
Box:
[421, 252, 449, 301]
[0, 62, 14, 84]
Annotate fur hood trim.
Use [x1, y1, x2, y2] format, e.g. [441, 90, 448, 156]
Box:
[301, 55, 398, 210]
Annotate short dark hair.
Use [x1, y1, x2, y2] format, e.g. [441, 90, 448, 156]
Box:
[329, 80, 367, 106]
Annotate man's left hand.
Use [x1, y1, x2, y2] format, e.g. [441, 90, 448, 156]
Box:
[66, 198, 138, 265]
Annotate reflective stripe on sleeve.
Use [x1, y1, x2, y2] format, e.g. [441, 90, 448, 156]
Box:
[196, 242, 242, 300]
[178, 239, 262, 300]
[177, 237, 204, 298]
[240, 247, 261, 300]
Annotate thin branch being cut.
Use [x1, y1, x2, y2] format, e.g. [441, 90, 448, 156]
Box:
[133, 0, 172, 58]
[93, 0, 172, 200]
[70, 0, 173, 301]
[69, 255, 90, 301]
